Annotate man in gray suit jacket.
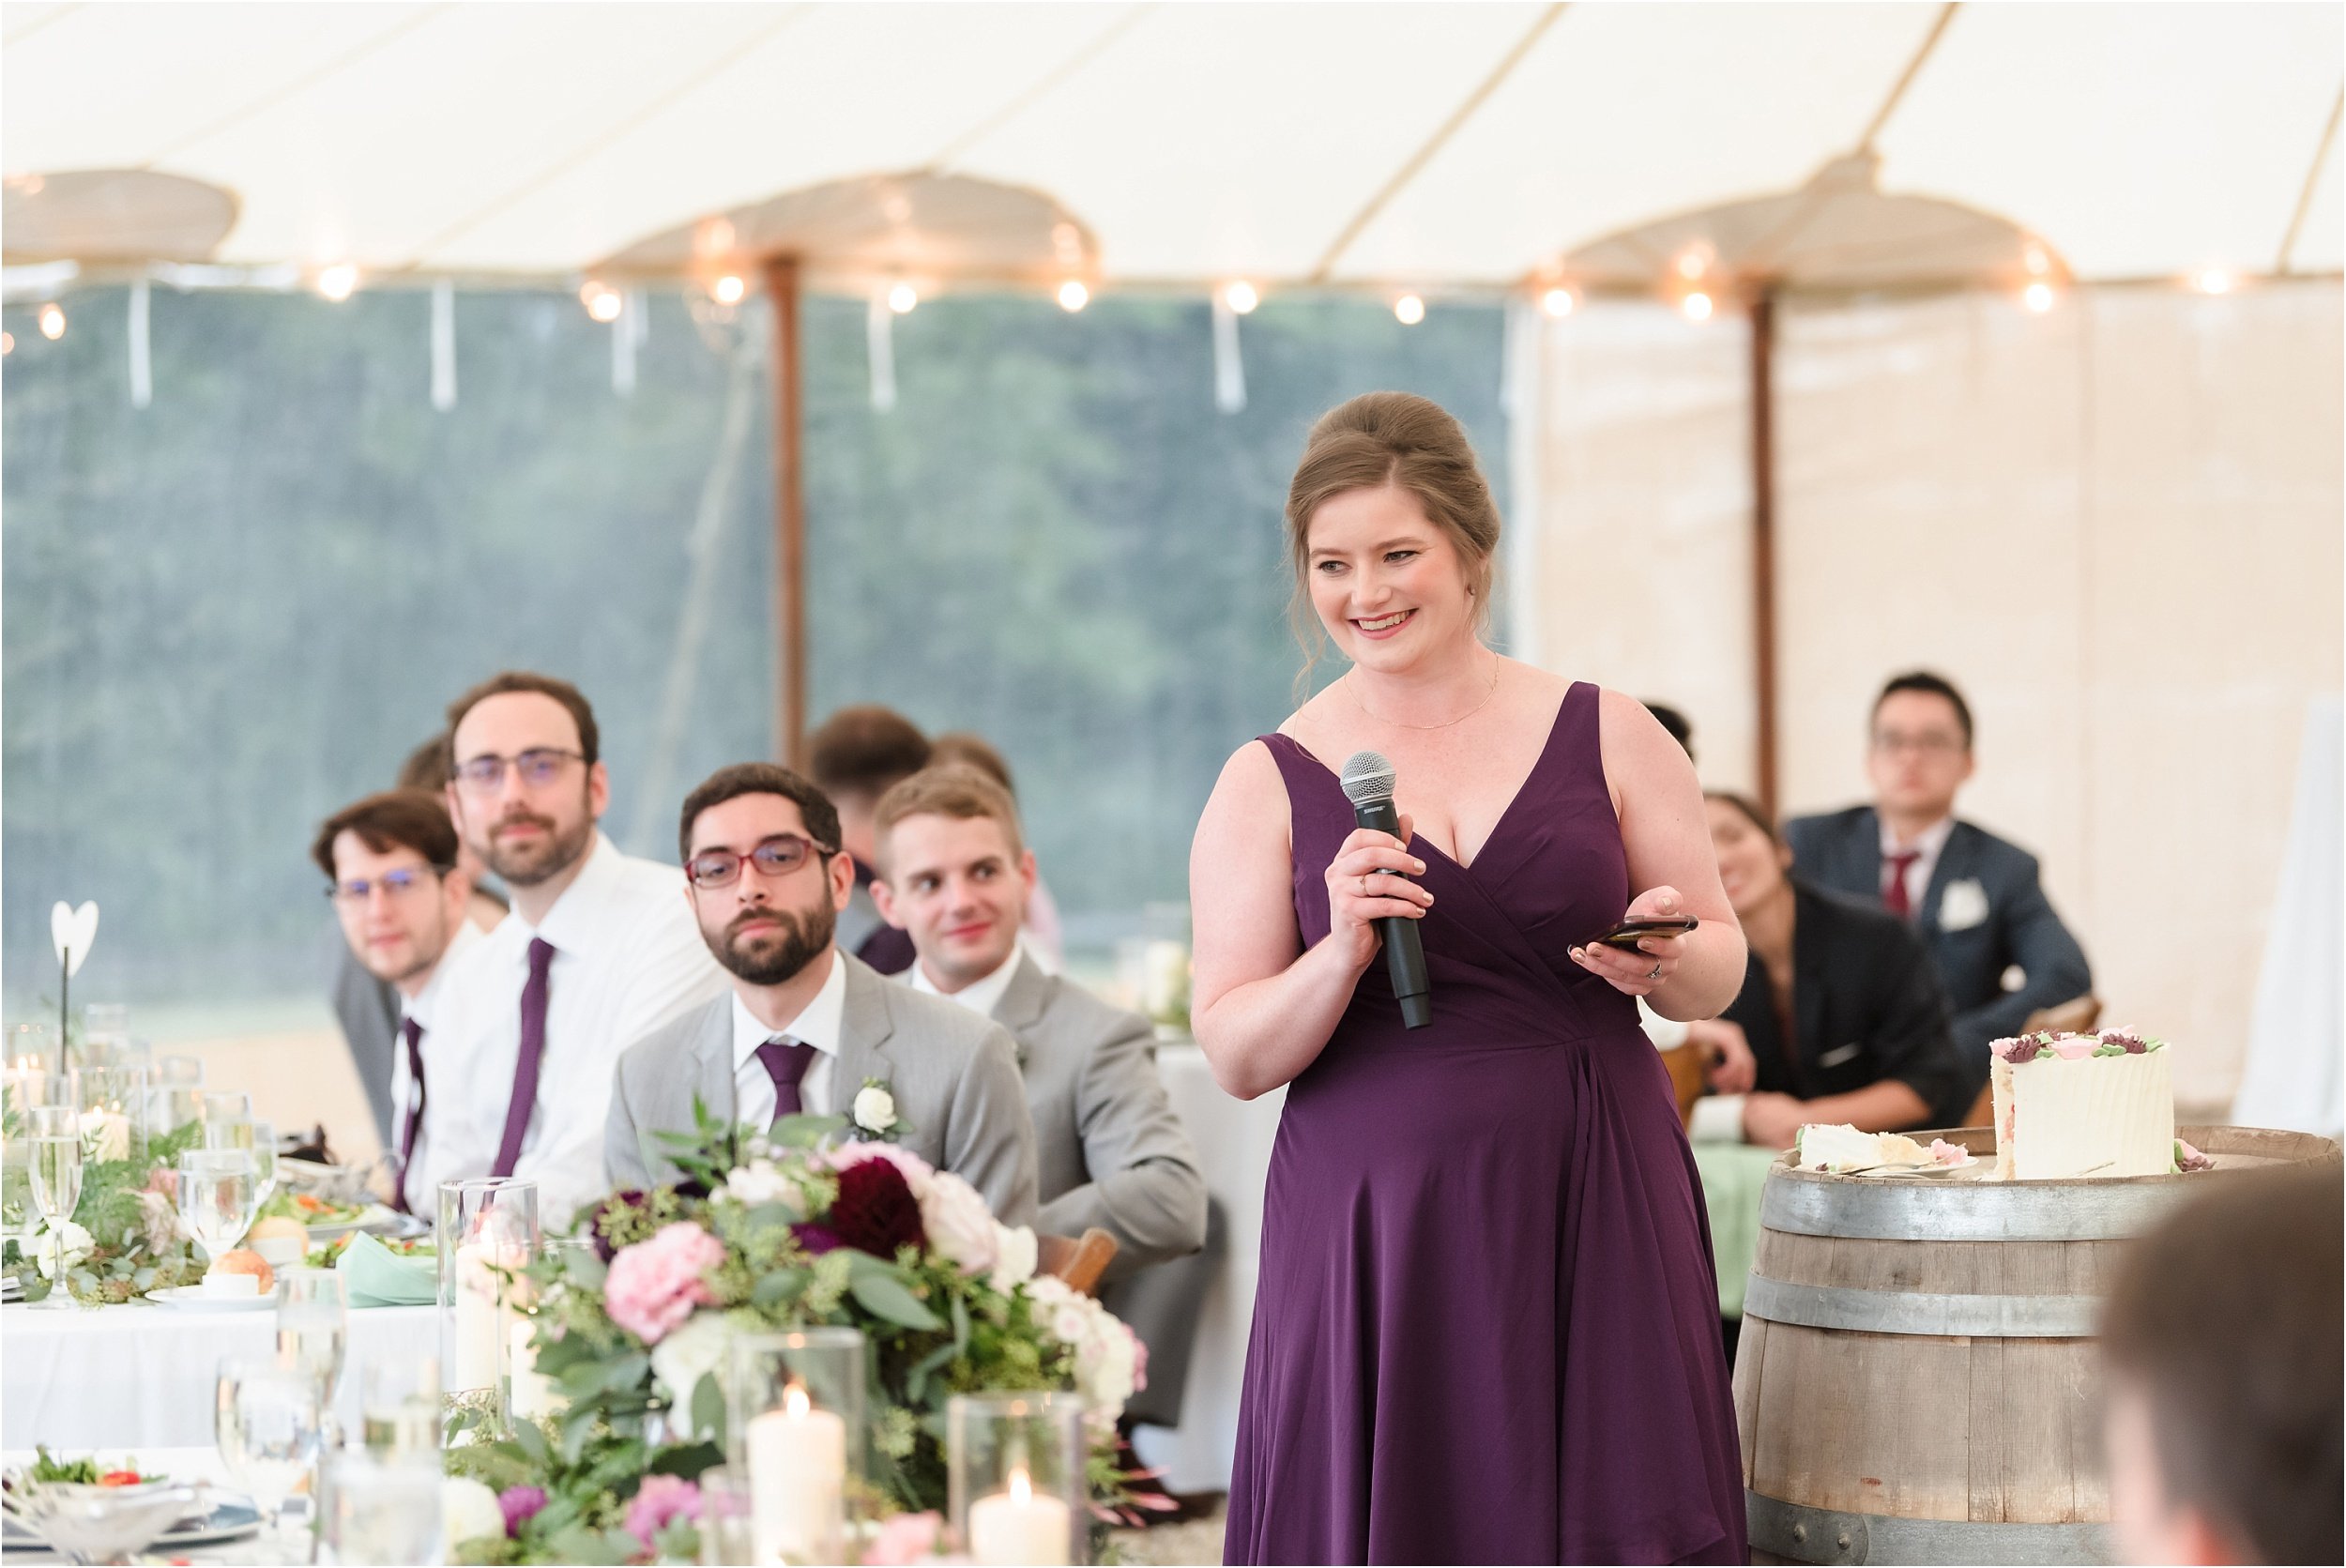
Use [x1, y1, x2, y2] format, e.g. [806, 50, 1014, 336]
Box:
[603, 763, 1038, 1225]
[871, 766, 1207, 1281]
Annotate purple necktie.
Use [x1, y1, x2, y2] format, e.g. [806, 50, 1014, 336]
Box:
[492, 937, 556, 1178]
[393, 1016, 426, 1214]
[754, 1037, 817, 1126]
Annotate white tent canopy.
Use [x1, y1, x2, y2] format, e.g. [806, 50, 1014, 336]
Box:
[4, 1, 2338, 291]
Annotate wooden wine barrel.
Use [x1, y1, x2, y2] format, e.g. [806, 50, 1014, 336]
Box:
[1732, 1124, 2340, 1566]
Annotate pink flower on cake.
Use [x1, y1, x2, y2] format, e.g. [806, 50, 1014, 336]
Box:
[2174, 1138, 2215, 1173]
[1927, 1138, 1970, 1166]
[2048, 1035, 2098, 1060]
[1991, 1035, 2043, 1064]
[603, 1222, 725, 1345]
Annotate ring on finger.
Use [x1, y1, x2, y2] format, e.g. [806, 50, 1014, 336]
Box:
[1361, 874, 1372, 898]
[1648, 962, 1664, 981]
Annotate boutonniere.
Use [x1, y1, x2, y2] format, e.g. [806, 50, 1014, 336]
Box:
[1938, 877, 1990, 933]
[848, 1077, 910, 1142]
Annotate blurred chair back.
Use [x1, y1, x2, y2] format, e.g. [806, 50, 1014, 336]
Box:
[1658, 1043, 1706, 1129]
[1037, 1227, 1119, 1298]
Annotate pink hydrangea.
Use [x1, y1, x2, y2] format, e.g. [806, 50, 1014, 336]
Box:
[623, 1473, 700, 1550]
[603, 1222, 726, 1345]
[861, 1510, 944, 1565]
[825, 1140, 936, 1196]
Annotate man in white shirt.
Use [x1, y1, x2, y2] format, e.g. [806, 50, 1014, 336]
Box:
[312, 788, 488, 1211]
[604, 763, 1038, 1225]
[422, 673, 725, 1229]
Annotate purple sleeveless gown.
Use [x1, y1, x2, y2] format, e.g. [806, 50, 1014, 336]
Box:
[1225, 683, 1746, 1565]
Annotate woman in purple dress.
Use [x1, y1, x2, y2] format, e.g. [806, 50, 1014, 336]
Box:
[1192, 393, 1749, 1564]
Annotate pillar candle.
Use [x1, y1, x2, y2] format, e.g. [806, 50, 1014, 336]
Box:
[451, 1243, 502, 1392]
[508, 1317, 562, 1420]
[968, 1468, 1073, 1566]
[745, 1385, 845, 1564]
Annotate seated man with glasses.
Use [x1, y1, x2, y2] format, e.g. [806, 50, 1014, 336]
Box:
[312, 787, 487, 1211]
[605, 763, 1039, 1225]
[1785, 670, 2092, 1120]
[425, 672, 726, 1229]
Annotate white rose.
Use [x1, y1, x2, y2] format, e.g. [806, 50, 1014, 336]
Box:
[441, 1477, 506, 1552]
[78, 1108, 129, 1164]
[724, 1160, 792, 1208]
[35, 1219, 93, 1280]
[852, 1085, 897, 1133]
[988, 1224, 1037, 1291]
[916, 1171, 998, 1275]
[649, 1310, 737, 1429]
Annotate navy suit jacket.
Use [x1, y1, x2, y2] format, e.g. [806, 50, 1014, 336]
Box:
[1783, 805, 2092, 1109]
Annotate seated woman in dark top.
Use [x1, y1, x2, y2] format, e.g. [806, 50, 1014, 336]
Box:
[1684, 792, 1966, 1149]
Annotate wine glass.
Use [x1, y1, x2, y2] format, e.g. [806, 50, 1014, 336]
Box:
[277, 1267, 349, 1402]
[208, 1117, 278, 1209]
[360, 1356, 442, 1459]
[319, 1447, 446, 1565]
[177, 1149, 257, 1261]
[217, 1355, 326, 1543]
[5, 1070, 69, 1264]
[29, 1105, 84, 1229]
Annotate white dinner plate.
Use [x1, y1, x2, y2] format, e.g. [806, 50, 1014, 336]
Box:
[148, 1285, 275, 1312]
[303, 1202, 401, 1241]
[2, 1499, 264, 1551]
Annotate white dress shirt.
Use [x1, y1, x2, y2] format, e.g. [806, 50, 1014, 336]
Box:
[730, 951, 847, 1126]
[392, 919, 483, 1212]
[1880, 814, 1957, 912]
[906, 948, 1023, 1020]
[420, 832, 727, 1228]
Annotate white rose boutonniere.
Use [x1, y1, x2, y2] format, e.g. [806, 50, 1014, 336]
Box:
[849, 1078, 909, 1142]
[1938, 877, 1990, 933]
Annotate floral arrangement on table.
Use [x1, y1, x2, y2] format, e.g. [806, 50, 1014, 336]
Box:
[440, 1104, 1155, 1566]
[2, 1105, 209, 1305]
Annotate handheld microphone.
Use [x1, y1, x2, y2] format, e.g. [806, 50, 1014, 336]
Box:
[1338, 751, 1434, 1030]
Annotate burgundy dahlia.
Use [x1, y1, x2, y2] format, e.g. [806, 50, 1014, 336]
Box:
[586, 1190, 647, 1263]
[791, 1222, 843, 1256]
[827, 1158, 926, 1256]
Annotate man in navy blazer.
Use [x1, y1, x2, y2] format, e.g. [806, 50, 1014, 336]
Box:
[1785, 672, 2091, 1118]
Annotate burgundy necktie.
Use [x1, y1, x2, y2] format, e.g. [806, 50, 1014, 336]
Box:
[492, 937, 556, 1178]
[393, 1016, 426, 1215]
[1883, 850, 1922, 920]
[754, 1037, 817, 1126]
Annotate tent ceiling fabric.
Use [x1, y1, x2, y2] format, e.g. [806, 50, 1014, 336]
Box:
[3, 1, 2338, 286]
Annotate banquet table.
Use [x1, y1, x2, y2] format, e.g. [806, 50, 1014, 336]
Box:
[1131, 1040, 1284, 1496]
[0, 1301, 436, 1451]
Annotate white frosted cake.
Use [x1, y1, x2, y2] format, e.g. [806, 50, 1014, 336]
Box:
[1794, 1124, 1970, 1174]
[1988, 1028, 2175, 1180]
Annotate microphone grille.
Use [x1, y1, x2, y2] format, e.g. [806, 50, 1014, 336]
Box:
[1338, 750, 1396, 808]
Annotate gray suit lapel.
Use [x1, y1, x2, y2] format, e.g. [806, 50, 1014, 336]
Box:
[691, 1003, 735, 1128]
[832, 955, 898, 1103]
[993, 954, 1052, 1062]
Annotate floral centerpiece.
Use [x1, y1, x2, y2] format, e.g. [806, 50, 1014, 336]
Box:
[2, 1105, 207, 1304]
[441, 1105, 1152, 1565]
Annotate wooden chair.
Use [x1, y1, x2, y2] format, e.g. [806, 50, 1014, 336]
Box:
[1958, 995, 2100, 1127]
[1036, 1227, 1120, 1298]
[1658, 1043, 1708, 1129]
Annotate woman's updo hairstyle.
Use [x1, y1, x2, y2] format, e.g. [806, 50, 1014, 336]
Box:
[1284, 392, 1503, 668]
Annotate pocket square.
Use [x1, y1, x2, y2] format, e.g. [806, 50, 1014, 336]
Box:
[1938, 878, 1990, 932]
[1819, 1042, 1863, 1069]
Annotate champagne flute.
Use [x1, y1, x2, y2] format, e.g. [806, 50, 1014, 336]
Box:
[29, 1105, 84, 1227]
[217, 1355, 326, 1543]
[210, 1117, 279, 1209]
[277, 1267, 349, 1400]
[178, 1148, 257, 1261]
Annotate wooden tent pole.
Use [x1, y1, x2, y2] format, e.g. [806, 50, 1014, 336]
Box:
[764, 254, 809, 771]
[1751, 287, 1779, 821]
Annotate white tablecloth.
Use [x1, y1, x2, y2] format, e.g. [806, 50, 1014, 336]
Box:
[1132, 1042, 1284, 1495]
[0, 1302, 436, 1451]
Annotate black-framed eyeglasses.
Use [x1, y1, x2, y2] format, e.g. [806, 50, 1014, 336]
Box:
[325, 866, 451, 904]
[686, 834, 833, 890]
[452, 748, 585, 793]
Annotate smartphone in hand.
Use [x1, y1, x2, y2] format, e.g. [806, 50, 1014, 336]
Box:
[1591, 915, 1699, 950]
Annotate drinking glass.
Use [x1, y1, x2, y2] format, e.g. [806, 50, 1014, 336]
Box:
[198, 1088, 252, 1125]
[209, 1117, 279, 1208]
[318, 1448, 446, 1565]
[277, 1267, 349, 1402]
[178, 1149, 258, 1260]
[148, 1054, 202, 1132]
[4, 1070, 69, 1259]
[216, 1355, 327, 1540]
[29, 1106, 84, 1229]
[360, 1357, 442, 1458]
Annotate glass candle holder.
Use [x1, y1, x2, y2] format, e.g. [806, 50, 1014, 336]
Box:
[695, 1466, 756, 1568]
[318, 1446, 446, 1566]
[69, 1064, 148, 1168]
[947, 1392, 1089, 1567]
[148, 1055, 202, 1134]
[727, 1328, 865, 1566]
[360, 1355, 443, 1459]
[436, 1178, 538, 1439]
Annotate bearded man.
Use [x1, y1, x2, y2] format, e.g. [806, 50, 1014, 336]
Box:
[603, 762, 1038, 1225]
[422, 672, 725, 1229]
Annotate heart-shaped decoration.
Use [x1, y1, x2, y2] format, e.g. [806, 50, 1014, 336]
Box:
[49, 901, 99, 977]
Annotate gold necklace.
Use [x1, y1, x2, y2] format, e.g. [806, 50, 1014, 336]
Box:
[1348, 653, 1501, 731]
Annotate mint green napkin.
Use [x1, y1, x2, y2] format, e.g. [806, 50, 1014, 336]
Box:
[335, 1231, 435, 1307]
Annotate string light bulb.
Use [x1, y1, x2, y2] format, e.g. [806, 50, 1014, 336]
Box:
[1223, 281, 1259, 315]
[712, 274, 746, 305]
[1680, 290, 1714, 323]
[1540, 286, 1576, 319]
[888, 282, 919, 315]
[2, 330, 13, 355]
[1394, 294, 1425, 326]
[586, 287, 624, 324]
[316, 263, 358, 302]
[2022, 282, 2056, 313]
[38, 302, 65, 340]
[2190, 267, 2234, 296]
[1056, 280, 1089, 312]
